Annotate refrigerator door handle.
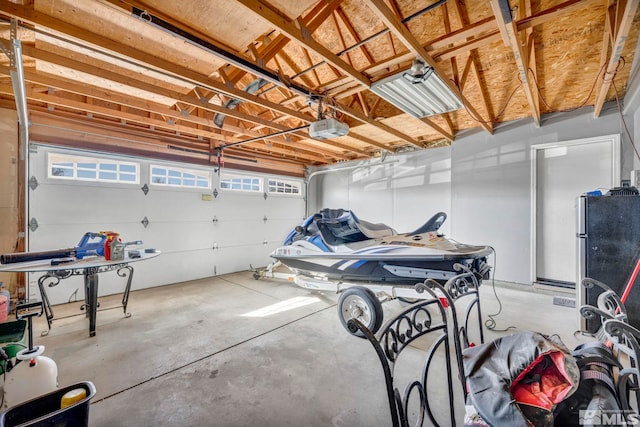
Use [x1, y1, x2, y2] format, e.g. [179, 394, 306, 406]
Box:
[576, 196, 586, 236]
[576, 195, 587, 331]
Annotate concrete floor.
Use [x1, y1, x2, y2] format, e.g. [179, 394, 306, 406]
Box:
[28, 272, 587, 426]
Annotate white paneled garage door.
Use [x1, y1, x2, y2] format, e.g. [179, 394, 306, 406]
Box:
[27, 144, 304, 305]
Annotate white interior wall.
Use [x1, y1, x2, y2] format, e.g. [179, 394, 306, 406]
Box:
[310, 105, 635, 285]
[27, 144, 304, 305]
[626, 39, 640, 172]
[309, 147, 453, 235]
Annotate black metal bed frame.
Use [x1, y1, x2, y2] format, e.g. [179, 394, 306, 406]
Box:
[579, 277, 640, 416]
[347, 264, 484, 427]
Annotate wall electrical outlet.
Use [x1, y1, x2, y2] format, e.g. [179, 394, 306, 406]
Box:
[552, 296, 576, 308]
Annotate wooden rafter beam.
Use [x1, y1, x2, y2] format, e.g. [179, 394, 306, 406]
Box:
[593, 0, 639, 117]
[420, 117, 454, 141]
[28, 110, 308, 175]
[216, 0, 343, 88]
[441, 3, 459, 85]
[14, 47, 356, 161]
[489, 0, 540, 126]
[19, 1, 398, 153]
[335, 102, 423, 148]
[346, 131, 399, 152]
[517, 0, 603, 30]
[7, 79, 336, 164]
[452, 2, 494, 124]
[0, 4, 388, 156]
[596, 0, 616, 107]
[460, 55, 473, 90]
[232, 0, 371, 87]
[357, 92, 369, 117]
[365, 0, 493, 135]
[292, 135, 372, 157]
[19, 45, 295, 134]
[325, 0, 601, 94]
[523, 0, 540, 117]
[335, 7, 375, 66]
[226, 0, 344, 84]
[301, 48, 322, 87]
[0, 1, 319, 122]
[274, 50, 316, 88]
[332, 11, 354, 69]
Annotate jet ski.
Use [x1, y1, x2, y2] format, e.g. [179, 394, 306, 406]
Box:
[270, 209, 493, 284]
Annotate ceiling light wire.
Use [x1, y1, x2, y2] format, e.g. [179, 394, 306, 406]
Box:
[527, 61, 609, 114]
[457, 57, 613, 127]
[612, 77, 640, 163]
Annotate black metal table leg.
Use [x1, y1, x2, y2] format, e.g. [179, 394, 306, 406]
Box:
[37, 274, 55, 335]
[118, 266, 134, 318]
[83, 267, 99, 337]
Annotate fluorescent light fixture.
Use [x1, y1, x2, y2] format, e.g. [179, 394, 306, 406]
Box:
[370, 59, 463, 118]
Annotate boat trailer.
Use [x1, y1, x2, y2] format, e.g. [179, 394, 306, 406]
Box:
[251, 261, 484, 338]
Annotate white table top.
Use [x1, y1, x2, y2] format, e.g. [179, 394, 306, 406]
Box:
[0, 250, 161, 273]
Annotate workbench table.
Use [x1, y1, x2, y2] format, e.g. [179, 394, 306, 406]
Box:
[0, 250, 160, 337]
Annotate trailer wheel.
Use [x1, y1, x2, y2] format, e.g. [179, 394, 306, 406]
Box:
[338, 287, 383, 337]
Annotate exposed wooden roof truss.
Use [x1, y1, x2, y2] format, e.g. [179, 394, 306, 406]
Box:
[0, 0, 636, 176]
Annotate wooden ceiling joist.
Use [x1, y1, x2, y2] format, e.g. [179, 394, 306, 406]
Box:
[0, 1, 322, 121]
[420, 117, 454, 141]
[452, 1, 495, 125]
[0, 0, 635, 176]
[593, 0, 639, 117]
[516, 0, 604, 31]
[19, 45, 296, 135]
[7, 54, 352, 164]
[0, 7, 390, 158]
[489, 0, 540, 126]
[335, 7, 375, 66]
[441, 2, 459, 86]
[28, 111, 307, 176]
[225, 0, 345, 85]
[233, 0, 371, 87]
[85, 1, 403, 153]
[522, 0, 540, 119]
[4, 83, 337, 164]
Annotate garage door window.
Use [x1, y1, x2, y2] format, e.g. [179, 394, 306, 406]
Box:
[150, 165, 211, 189]
[220, 174, 262, 192]
[48, 153, 139, 184]
[267, 178, 301, 195]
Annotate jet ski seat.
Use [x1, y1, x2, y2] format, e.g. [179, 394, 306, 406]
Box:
[316, 209, 396, 246]
[409, 212, 447, 235]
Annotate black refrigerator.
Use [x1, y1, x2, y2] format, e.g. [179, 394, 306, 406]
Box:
[577, 192, 640, 332]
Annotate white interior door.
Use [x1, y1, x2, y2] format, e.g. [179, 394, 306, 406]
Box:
[534, 135, 619, 286]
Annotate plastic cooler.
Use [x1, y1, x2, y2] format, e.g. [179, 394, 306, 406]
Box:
[0, 320, 27, 361]
[0, 381, 96, 427]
